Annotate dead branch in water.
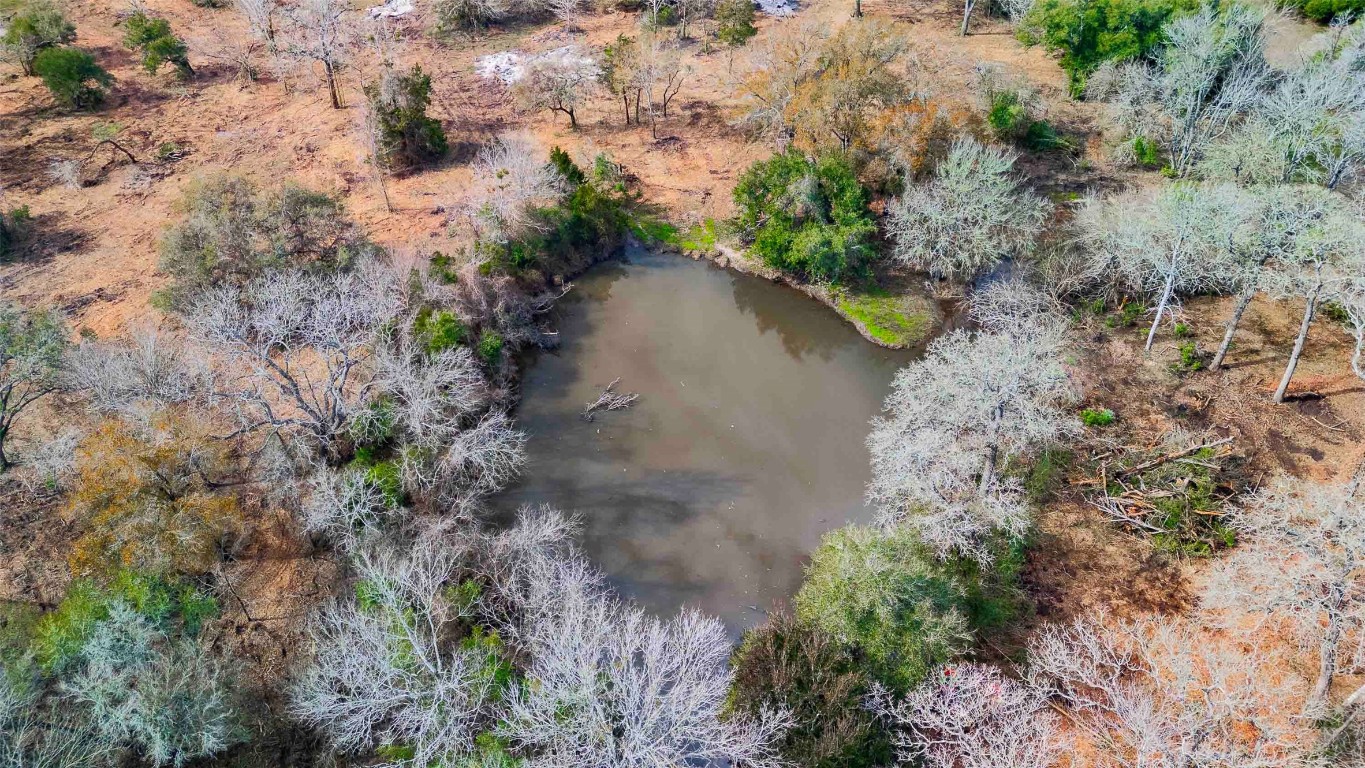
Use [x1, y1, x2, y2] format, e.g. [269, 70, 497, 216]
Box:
[582, 377, 638, 421]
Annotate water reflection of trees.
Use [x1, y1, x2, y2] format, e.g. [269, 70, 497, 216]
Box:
[728, 273, 845, 362]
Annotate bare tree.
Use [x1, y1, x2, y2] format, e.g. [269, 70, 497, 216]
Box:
[676, 0, 715, 39]
[291, 541, 507, 766]
[502, 579, 789, 767]
[867, 307, 1074, 563]
[299, 465, 405, 550]
[186, 262, 404, 456]
[734, 20, 829, 145]
[1203, 477, 1365, 715]
[871, 663, 1064, 768]
[1079, 182, 1252, 352]
[0, 666, 113, 767]
[1090, 3, 1268, 177]
[1263, 194, 1364, 403]
[637, 33, 688, 139]
[887, 137, 1049, 283]
[64, 326, 212, 414]
[1340, 284, 1365, 386]
[1028, 612, 1310, 767]
[374, 332, 525, 507]
[234, 0, 280, 53]
[0, 304, 68, 471]
[280, 0, 351, 108]
[513, 47, 598, 128]
[548, 0, 582, 26]
[459, 132, 563, 248]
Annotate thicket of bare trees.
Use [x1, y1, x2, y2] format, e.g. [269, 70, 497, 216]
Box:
[293, 509, 789, 768]
[1089, 3, 1268, 177]
[1079, 182, 1252, 351]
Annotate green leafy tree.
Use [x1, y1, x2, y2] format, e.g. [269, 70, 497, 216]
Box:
[123, 13, 193, 79]
[730, 610, 894, 768]
[733, 149, 876, 283]
[793, 525, 971, 693]
[0, 304, 67, 471]
[715, 0, 757, 48]
[32, 46, 111, 109]
[1286, 0, 1365, 21]
[1018, 0, 1199, 96]
[363, 65, 448, 170]
[0, 0, 75, 75]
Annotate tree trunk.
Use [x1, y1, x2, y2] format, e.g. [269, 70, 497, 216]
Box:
[375, 163, 392, 212]
[1308, 584, 1346, 714]
[960, 0, 974, 35]
[1274, 279, 1322, 404]
[324, 61, 341, 109]
[568, 106, 577, 128]
[0, 426, 10, 472]
[1145, 270, 1176, 353]
[979, 444, 998, 494]
[854, 0, 861, 16]
[1322, 681, 1365, 748]
[623, 93, 631, 125]
[1210, 286, 1255, 370]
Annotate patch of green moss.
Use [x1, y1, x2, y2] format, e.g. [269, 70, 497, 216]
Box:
[837, 288, 933, 347]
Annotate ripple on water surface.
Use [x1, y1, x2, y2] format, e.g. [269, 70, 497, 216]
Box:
[493, 245, 917, 637]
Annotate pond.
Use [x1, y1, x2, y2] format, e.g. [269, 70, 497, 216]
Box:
[493, 244, 919, 636]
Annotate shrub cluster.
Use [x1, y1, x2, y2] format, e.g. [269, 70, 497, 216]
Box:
[0, 0, 75, 75]
[3, 571, 241, 768]
[158, 176, 372, 305]
[32, 45, 111, 109]
[732, 521, 1032, 767]
[483, 148, 632, 278]
[733, 149, 877, 283]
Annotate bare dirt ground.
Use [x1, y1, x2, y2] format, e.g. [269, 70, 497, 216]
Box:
[1, 0, 1358, 702]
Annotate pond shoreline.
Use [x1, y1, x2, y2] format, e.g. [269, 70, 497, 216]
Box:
[657, 240, 944, 351]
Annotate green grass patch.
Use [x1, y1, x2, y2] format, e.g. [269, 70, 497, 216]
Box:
[837, 288, 933, 347]
[678, 218, 718, 252]
[1080, 407, 1115, 428]
[629, 215, 681, 247]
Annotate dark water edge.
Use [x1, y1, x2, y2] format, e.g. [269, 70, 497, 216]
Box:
[491, 243, 916, 637]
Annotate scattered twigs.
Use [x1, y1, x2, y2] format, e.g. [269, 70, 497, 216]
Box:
[581, 377, 638, 421]
[1084, 431, 1243, 551]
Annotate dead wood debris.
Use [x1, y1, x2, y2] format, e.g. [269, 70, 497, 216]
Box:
[581, 378, 638, 421]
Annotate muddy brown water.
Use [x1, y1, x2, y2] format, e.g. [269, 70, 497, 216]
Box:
[493, 244, 918, 636]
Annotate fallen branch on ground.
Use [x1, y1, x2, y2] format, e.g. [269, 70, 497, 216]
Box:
[1114, 436, 1233, 479]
